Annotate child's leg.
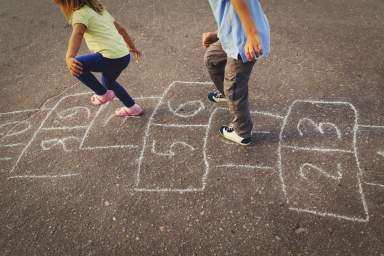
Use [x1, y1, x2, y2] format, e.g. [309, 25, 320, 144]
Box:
[204, 41, 227, 94]
[101, 75, 135, 107]
[100, 54, 135, 108]
[74, 53, 108, 96]
[223, 57, 255, 138]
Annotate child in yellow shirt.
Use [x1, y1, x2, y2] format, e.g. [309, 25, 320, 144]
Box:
[54, 0, 143, 117]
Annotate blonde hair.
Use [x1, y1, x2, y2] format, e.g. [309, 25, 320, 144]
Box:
[56, 0, 104, 20]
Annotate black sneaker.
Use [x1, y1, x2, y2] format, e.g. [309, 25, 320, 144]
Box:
[219, 126, 252, 146]
[208, 90, 227, 103]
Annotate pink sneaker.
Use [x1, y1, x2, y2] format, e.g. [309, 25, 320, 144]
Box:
[91, 90, 115, 106]
[115, 104, 143, 117]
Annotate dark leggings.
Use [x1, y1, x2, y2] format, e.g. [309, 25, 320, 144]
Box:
[75, 53, 135, 107]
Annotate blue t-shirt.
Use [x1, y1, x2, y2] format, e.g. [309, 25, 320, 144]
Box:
[208, 0, 270, 63]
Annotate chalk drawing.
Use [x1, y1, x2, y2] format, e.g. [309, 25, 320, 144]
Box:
[299, 163, 343, 181]
[3, 80, 384, 223]
[57, 106, 91, 120]
[167, 100, 205, 118]
[151, 140, 196, 158]
[277, 100, 369, 223]
[297, 118, 342, 140]
[41, 136, 82, 152]
[216, 164, 274, 170]
[134, 81, 213, 192]
[8, 173, 81, 180]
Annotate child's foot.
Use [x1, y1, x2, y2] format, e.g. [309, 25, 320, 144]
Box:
[91, 90, 115, 106]
[219, 126, 252, 146]
[208, 90, 227, 103]
[115, 104, 143, 117]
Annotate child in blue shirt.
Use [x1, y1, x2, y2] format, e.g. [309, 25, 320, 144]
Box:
[203, 0, 270, 145]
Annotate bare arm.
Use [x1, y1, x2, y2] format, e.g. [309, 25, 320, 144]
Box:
[65, 23, 86, 76]
[230, 0, 263, 60]
[114, 21, 142, 60]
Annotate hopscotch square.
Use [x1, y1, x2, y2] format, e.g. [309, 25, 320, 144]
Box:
[280, 148, 367, 220]
[137, 125, 206, 190]
[151, 82, 214, 126]
[206, 108, 282, 170]
[357, 126, 384, 185]
[42, 94, 98, 129]
[0, 110, 50, 174]
[280, 100, 356, 151]
[10, 128, 85, 177]
[81, 97, 160, 149]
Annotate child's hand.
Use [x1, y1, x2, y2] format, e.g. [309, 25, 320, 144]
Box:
[202, 32, 218, 48]
[129, 48, 143, 62]
[66, 57, 83, 77]
[244, 33, 263, 61]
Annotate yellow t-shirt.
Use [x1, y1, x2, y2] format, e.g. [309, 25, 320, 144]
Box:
[71, 6, 130, 59]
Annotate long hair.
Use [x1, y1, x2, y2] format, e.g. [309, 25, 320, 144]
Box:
[56, 0, 104, 20]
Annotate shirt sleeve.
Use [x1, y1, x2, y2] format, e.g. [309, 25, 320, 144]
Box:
[71, 9, 90, 27]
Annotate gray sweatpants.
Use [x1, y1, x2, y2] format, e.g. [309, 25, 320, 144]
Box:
[204, 40, 255, 138]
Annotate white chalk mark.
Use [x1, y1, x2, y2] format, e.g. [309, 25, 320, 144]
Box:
[278, 100, 369, 222]
[81, 145, 139, 150]
[216, 164, 274, 170]
[103, 113, 117, 127]
[0, 143, 26, 148]
[151, 123, 208, 128]
[251, 110, 284, 119]
[6, 121, 31, 137]
[132, 188, 204, 193]
[281, 145, 353, 154]
[364, 182, 384, 188]
[0, 157, 13, 161]
[9, 93, 92, 173]
[0, 109, 39, 116]
[57, 106, 91, 120]
[167, 100, 205, 118]
[135, 81, 213, 190]
[79, 103, 107, 149]
[377, 151, 384, 158]
[252, 130, 271, 135]
[297, 118, 342, 140]
[299, 163, 343, 181]
[358, 124, 384, 129]
[289, 207, 369, 223]
[41, 136, 81, 152]
[41, 126, 88, 131]
[8, 173, 81, 180]
[151, 140, 195, 158]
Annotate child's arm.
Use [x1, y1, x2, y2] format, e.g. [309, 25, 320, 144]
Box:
[65, 23, 86, 76]
[230, 0, 263, 61]
[114, 21, 142, 60]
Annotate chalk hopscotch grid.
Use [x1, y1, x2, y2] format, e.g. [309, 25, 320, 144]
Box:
[277, 100, 369, 223]
[2, 81, 383, 223]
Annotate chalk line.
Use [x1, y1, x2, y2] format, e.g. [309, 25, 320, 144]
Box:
[81, 145, 139, 150]
[8, 173, 81, 180]
[9, 93, 92, 174]
[135, 81, 212, 188]
[278, 100, 369, 222]
[215, 164, 274, 170]
[0, 109, 40, 116]
[358, 124, 384, 129]
[41, 126, 88, 131]
[289, 207, 369, 223]
[79, 103, 107, 149]
[251, 110, 284, 119]
[297, 118, 342, 140]
[299, 163, 343, 181]
[151, 123, 209, 128]
[364, 182, 384, 189]
[167, 100, 205, 118]
[0, 157, 13, 161]
[280, 145, 353, 154]
[0, 143, 26, 148]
